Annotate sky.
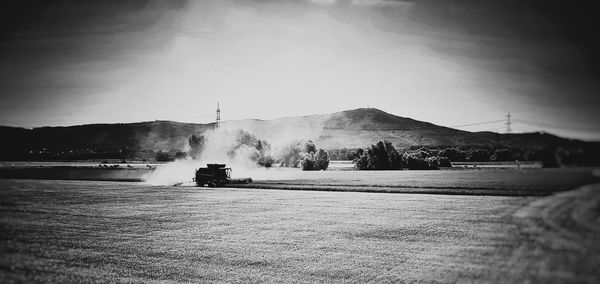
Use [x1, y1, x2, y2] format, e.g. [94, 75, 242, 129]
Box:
[0, 0, 599, 140]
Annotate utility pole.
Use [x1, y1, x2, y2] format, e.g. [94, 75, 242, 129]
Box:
[216, 102, 221, 130]
[505, 110, 512, 134]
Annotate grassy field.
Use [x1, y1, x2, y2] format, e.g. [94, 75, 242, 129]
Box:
[1, 162, 597, 197]
[0, 167, 153, 182]
[1, 178, 599, 283]
[238, 168, 600, 196]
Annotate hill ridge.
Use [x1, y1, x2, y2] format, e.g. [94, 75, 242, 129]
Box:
[0, 108, 596, 160]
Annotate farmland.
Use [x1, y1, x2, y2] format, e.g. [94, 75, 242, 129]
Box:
[1, 169, 600, 282]
[238, 168, 600, 196]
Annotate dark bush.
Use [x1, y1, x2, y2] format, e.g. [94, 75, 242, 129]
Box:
[354, 151, 370, 170]
[354, 141, 403, 170]
[437, 156, 452, 167]
[439, 148, 467, 162]
[346, 149, 358, 160]
[426, 157, 439, 169]
[353, 148, 364, 160]
[403, 152, 431, 170]
[300, 150, 329, 171]
[300, 152, 316, 170]
[467, 149, 490, 162]
[541, 146, 560, 168]
[327, 148, 356, 161]
[298, 141, 329, 171]
[316, 149, 330, 170]
[174, 151, 187, 160]
[258, 155, 275, 168]
[417, 147, 432, 158]
[304, 140, 317, 154]
[490, 149, 513, 162]
[155, 150, 174, 162]
[188, 135, 205, 159]
[556, 147, 586, 166]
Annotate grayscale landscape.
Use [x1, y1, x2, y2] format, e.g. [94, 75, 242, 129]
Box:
[1, 0, 599, 283]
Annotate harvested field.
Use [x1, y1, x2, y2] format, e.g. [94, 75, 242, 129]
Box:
[0, 167, 153, 182]
[1, 178, 599, 283]
[239, 168, 600, 196]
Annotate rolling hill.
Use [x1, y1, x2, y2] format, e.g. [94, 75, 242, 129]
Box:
[0, 108, 596, 160]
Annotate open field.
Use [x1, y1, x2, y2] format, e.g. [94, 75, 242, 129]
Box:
[241, 168, 600, 196]
[0, 162, 162, 168]
[0, 161, 159, 182]
[0, 167, 154, 182]
[1, 162, 597, 197]
[1, 179, 600, 283]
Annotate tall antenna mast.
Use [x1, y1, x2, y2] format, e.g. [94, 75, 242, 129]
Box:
[505, 110, 512, 134]
[216, 102, 221, 130]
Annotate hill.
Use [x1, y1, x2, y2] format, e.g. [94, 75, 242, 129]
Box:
[0, 122, 213, 160]
[211, 108, 489, 149]
[0, 108, 597, 161]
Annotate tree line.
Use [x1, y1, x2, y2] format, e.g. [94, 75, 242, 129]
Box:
[184, 131, 330, 171]
[327, 142, 600, 169]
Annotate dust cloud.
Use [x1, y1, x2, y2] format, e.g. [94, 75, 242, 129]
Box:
[143, 118, 326, 185]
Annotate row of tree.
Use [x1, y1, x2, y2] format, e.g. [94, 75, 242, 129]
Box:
[330, 146, 520, 163]
[343, 143, 600, 169]
[185, 132, 330, 171]
[181, 133, 599, 170]
[353, 141, 451, 170]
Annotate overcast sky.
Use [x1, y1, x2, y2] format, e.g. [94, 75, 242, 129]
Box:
[0, 0, 599, 140]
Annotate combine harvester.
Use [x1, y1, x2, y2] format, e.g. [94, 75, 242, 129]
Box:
[194, 164, 252, 187]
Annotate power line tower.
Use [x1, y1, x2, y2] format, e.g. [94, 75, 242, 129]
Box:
[215, 102, 221, 130]
[505, 110, 512, 134]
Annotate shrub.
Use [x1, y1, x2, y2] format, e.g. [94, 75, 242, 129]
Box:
[155, 150, 174, 162]
[300, 152, 316, 170]
[557, 147, 586, 166]
[354, 151, 370, 170]
[354, 142, 455, 170]
[541, 146, 560, 168]
[188, 135, 205, 159]
[300, 151, 329, 171]
[345, 149, 358, 160]
[437, 156, 452, 167]
[174, 151, 187, 160]
[439, 148, 466, 162]
[225, 130, 275, 168]
[316, 149, 330, 170]
[326, 148, 357, 161]
[467, 149, 490, 162]
[304, 140, 317, 154]
[490, 149, 513, 162]
[299, 141, 329, 171]
[354, 141, 403, 170]
[417, 147, 432, 158]
[403, 152, 431, 170]
[426, 157, 439, 169]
